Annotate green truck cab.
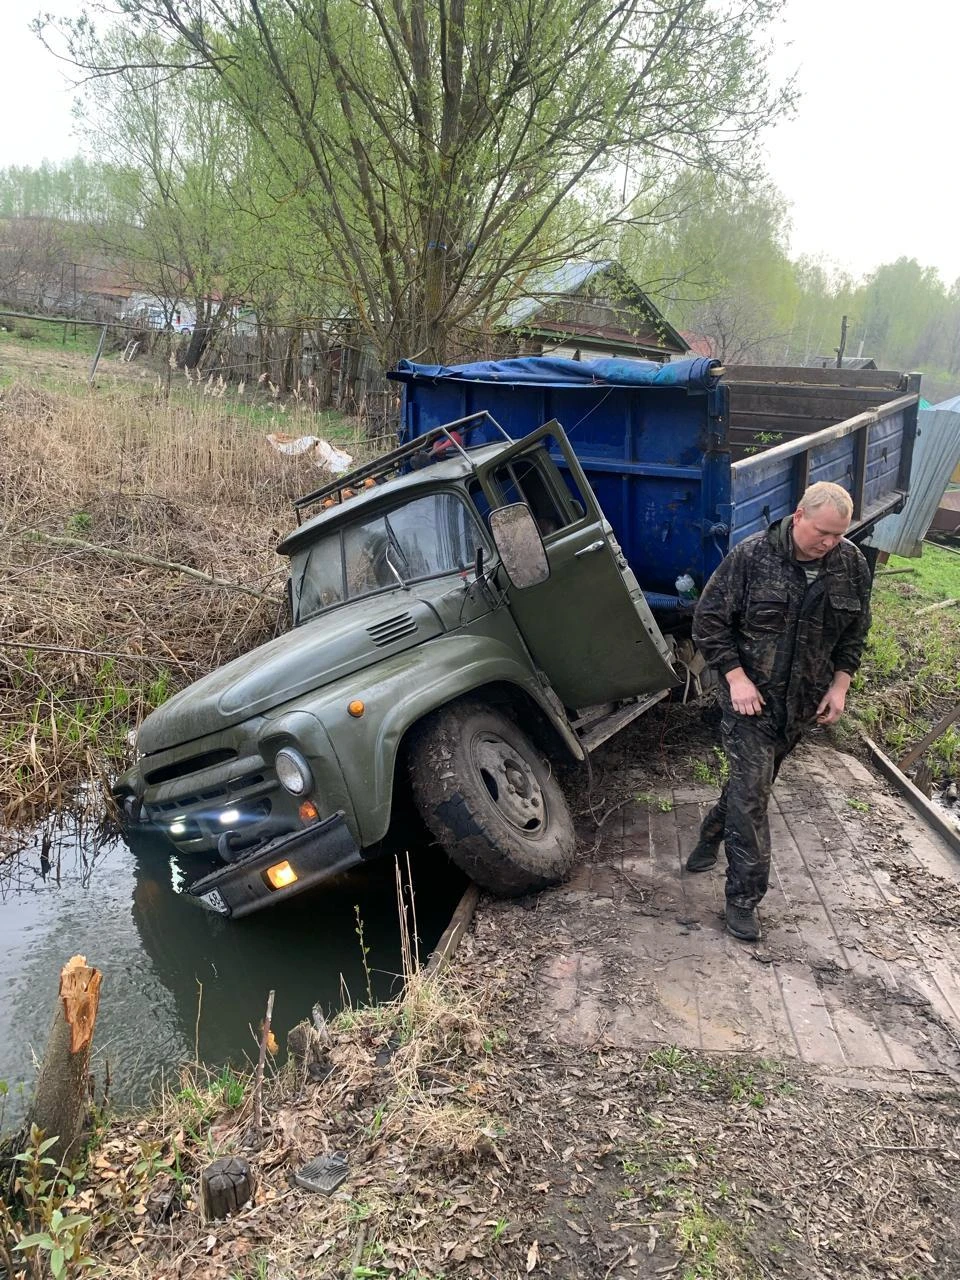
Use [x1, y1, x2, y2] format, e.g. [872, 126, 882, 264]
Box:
[115, 414, 677, 917]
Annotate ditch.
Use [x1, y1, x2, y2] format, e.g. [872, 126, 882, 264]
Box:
[0, 818, 467, 1130]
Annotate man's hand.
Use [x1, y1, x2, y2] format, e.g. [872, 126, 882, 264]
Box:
[726, 667, 765, 716]
[816, 672, 852, 725]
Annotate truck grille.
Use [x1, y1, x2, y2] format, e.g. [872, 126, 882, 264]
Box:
[146, 770, 265, 813]
[366, 612, 417, 646]
[144, 747, 238, 786]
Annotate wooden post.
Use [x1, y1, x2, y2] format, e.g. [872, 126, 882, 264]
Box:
[201, 1156, 255, 1219]
[835, 314, 848, 368]
[88, 324, 108, 385]
[29, 956, 102, 1168]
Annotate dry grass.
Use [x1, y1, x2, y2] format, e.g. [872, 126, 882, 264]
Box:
[57, 956, 507, 1280]
[42, 906, 960, 1280]
[0, 376, 372, 831]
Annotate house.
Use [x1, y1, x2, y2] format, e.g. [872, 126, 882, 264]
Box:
[806, 355, 879, 371]
[497, 261, 689, 362]
[121, 292, 196, 334]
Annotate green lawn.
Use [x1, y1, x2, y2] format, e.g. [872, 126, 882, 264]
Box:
[0, 314, 101, 355]
[852, 544, 960, 770]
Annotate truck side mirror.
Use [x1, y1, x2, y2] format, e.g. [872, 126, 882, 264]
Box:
[489, 503, 550, 589]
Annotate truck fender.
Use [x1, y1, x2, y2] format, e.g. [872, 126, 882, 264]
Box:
[267, 638, 583, 849]
[254, 709, 359, 835]
[367, 657, 583, 847]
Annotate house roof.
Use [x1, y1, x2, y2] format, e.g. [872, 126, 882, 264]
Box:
[679, 331, 719, 359]
[501, 261, 615, 327]
[499, 260, 688, 355]
[807, 355, 878, 370]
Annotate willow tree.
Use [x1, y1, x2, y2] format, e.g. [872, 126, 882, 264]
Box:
[56, 0, 792, 365]
[622, 172, 800, 362]
[63, 22, 261, 365]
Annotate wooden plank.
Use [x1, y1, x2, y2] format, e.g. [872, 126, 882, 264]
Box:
[768, 788, 902, 1070]
[726, 366, 906, 390]
[730, 390, 896, 418]
[861, 735, 960, 857]
[732, 384, 899, 403]
[852, 423, 868, 517]
[898, 701, 960, 771]
[731, 421, 838, 441]
[424, 884, 481, 975]
[731, 395, 915, 474]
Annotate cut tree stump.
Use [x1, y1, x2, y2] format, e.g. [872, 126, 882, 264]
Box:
[201, 1156, 255, 1219]
[29, 955, 102, 1168]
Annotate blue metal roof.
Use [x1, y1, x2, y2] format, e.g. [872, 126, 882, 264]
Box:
[499, 260, 614, 328]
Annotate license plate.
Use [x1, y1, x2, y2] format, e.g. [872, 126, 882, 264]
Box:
[199, 888, 229, 915]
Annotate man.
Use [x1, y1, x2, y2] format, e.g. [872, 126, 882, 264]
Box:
[687, 482, 872, 942]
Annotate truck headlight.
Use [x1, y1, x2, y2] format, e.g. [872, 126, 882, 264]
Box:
[275, 747, 313, 796]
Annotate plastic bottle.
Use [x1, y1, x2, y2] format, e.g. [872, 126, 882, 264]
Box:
[675, 573, 699, 602]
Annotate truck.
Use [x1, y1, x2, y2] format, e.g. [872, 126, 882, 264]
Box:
[114, 356, 920, 918]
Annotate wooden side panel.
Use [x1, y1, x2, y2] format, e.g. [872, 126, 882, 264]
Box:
[726, 379, 908, 463]
[728, 366, 906, 390]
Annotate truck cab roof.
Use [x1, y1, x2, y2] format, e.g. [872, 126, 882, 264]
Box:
[277, 441, 505, 557]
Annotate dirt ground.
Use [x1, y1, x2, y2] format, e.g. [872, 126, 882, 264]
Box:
[60, 703, 960, 1280]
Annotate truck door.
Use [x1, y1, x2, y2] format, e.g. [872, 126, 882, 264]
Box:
[476, 422, 677, 710]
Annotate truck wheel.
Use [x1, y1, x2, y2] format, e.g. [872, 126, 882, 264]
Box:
[409, 701, 578, 896]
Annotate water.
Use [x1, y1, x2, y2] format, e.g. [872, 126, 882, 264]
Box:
[0, 820, 467, 1127]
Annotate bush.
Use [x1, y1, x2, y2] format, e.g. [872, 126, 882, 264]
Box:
[16, 323, 37, 340]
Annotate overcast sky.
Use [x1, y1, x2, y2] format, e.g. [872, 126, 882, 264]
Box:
[2, 0, 958, 285]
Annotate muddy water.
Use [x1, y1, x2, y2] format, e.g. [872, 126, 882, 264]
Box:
[0, 821, 466, 1128]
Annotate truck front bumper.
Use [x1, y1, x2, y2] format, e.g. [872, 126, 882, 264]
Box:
[186, 810, 363, 919]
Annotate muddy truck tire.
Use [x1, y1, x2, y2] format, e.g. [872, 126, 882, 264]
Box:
[408, 700, 578, 895]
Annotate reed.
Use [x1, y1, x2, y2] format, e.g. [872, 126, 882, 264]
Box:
[0, 378, 370, 832]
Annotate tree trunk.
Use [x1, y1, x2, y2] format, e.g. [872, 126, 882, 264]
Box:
[201, 1156, 254, 1219]
[183, 324, 210, 370]
[29, 956, 102, 1168]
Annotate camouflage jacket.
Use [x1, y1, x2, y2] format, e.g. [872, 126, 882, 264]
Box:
[692, 518, 872, 728]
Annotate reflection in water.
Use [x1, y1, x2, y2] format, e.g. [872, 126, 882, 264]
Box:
[0, 819, 466, 1127]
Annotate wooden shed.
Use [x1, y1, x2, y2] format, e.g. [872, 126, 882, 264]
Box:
[497, 261, 689, 363]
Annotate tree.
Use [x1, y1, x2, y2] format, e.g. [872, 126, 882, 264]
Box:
[622, 172, 798, 362]
[66, 24, 261, 364]
[53, 0, 793, 365]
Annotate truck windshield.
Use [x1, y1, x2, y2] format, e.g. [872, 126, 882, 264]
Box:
[292, 491, 481, 622]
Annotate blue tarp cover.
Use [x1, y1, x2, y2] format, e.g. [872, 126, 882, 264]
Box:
[391, 356, 721, 391]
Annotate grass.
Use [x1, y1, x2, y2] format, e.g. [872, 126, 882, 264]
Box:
[48, 957, 503, 1279]
[0, 315, 101, 356]
[851, 545, 960, 775]
[691, 746, 730, 789]
[636, 790, 674, 812]
[675, 1196, 753, 1280]
[0, 319, 359, 443]
[0, 342, 382, 829]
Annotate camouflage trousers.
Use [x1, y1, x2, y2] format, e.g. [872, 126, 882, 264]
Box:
[698, 709, 802, 909]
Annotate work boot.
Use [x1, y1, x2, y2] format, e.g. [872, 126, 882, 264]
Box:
[725, 902, 761, 942]
[685, 840, 719, 873]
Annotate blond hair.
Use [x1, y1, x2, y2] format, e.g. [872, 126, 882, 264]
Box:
[798, 481, 853, 521]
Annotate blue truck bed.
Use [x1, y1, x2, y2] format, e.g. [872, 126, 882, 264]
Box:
[390, 358, 920, 600]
